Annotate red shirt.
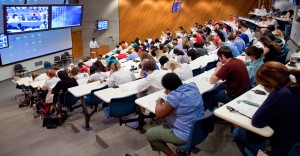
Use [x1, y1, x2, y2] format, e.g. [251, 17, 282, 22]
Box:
[195, 34, 203, 43]
[216, 58, 249, 98]
[117, 53, 127, 60]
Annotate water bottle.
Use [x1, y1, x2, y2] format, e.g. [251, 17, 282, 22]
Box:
[83, 72, 87, 78]
[131, 65, 135, 73]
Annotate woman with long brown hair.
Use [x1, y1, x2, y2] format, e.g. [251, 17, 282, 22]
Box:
[233, 61, 300, 156]
[259, 36, 281, 62]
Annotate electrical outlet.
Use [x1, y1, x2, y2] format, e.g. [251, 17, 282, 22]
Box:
[35, 61, 42, 67]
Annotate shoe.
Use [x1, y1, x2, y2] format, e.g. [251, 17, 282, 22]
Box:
[176, 148, 187, 156]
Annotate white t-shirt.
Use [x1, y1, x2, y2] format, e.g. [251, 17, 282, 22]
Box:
[172, 63, 193, 81]
[88, 72, 108, 82]
[245, 28, 253, 41]
[106, 68, 136, 87]
[89, 41, 99, 48]
[42, 77, 60, 92]
[204, 41, 217, 53]
[137, 70, 169, 94]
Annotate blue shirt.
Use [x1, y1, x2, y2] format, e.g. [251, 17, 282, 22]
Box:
[166, 82, 204, 141]
[224, 43, 240, 57]
[240, 33, 249, 44]
[245, 57, 264, 81]
[174, 44, 185, 53]
[234, 38, 246, 53]
[126, 52, 139, 61]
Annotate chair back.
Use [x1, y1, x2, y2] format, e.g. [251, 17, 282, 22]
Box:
[61, 54, 67, 60]
[178, 111, 215, 150]
[44, 61, 53, 69]
[62, 91, 79, 107]
[288, 143, 300, 156]
[88, 85, 108, 106]
[202, 84, 218, 111]
[192, 65, 202, 77]
[205, 60, 217, 71]
[14, 64, 23, 71]
[64, 52, 70, 57]
[54, 56, 60, 62]
[109, 94, 137, 118]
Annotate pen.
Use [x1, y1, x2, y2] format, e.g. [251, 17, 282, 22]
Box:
[238, 100, 260, 107]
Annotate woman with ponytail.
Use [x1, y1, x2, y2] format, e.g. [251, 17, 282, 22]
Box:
[105, 62, 136, 88]
[233, 61, 300, 156]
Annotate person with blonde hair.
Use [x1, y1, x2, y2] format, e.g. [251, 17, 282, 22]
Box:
[166, 60, 192, 81]
[105, 62, 136, 88]
[233, 61, 300, 156]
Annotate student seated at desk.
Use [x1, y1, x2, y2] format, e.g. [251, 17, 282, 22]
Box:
[233, 62, 300, 156]
[146, 73, 204, 156]
[88, 60, 108, 83]
[159, 56, 169, 70]
[42, 70, 60, 103]
[106, 56, 119, 71]
[210, 46, 249, 104]
[244, 46, 264, 82]
[105, 62, 136, 88]
[31, 72, 47, 82]
[259, 36, 281, 62]
[166, 60, 193, 81]
[203, 35, 217, 53]
[236, 30, 250, 46]
[70, 67, 86, 80]
[116, 50, 127, 60]
[173, 49, 189, 64]
[126, 47, 139, 61]
[137, 60, 168, 94]
[52, 71, 78, 105]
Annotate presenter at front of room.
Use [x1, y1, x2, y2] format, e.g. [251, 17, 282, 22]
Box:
[89, 38, 99, 49]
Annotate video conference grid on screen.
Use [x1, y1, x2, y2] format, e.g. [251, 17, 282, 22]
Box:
[97, 20, 108, 30]
[51, 5, 82, 29]
[0, 29, 72, 65]
[5, 6, 49, 34]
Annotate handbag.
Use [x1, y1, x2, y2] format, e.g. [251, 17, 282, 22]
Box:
[45, 93, 54, 103]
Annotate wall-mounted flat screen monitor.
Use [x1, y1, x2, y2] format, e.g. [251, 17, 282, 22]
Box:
[294, 0, 300, 5]
[172, 1, 182, 13]
[0, 34, 9, 49]
[51, 5, 83, 29]
[3, 5, 49, 34]
[97, 20, 108, 30]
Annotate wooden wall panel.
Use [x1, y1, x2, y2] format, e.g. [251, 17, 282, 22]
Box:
[119, 0, 257, 42]
[71, 29, 83, 59]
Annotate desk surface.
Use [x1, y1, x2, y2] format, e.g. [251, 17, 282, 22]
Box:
[214, 85, 274, 137]
[68, 81, 107, 97]
[94, 78, 144, 103]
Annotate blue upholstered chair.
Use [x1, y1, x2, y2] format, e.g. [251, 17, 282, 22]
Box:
[177, 110, 215, 155]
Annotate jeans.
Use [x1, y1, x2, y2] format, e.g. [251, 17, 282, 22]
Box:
[213, 84, 232, 104]
[232, 128, 281, 156]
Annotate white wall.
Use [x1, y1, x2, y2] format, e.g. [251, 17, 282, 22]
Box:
[81, 0, 119, 56]
[273, 0, 294, 11]
[0, 50, 71, 81]
[291, 21, 300, 46]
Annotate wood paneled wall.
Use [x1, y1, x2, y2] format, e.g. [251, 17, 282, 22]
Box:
[71, 29, 83, 59]
[119, 0, 257, 42]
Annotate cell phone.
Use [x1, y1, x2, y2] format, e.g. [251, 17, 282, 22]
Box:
[226, 106, 234, 112]
[253, 90, 267, 95]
